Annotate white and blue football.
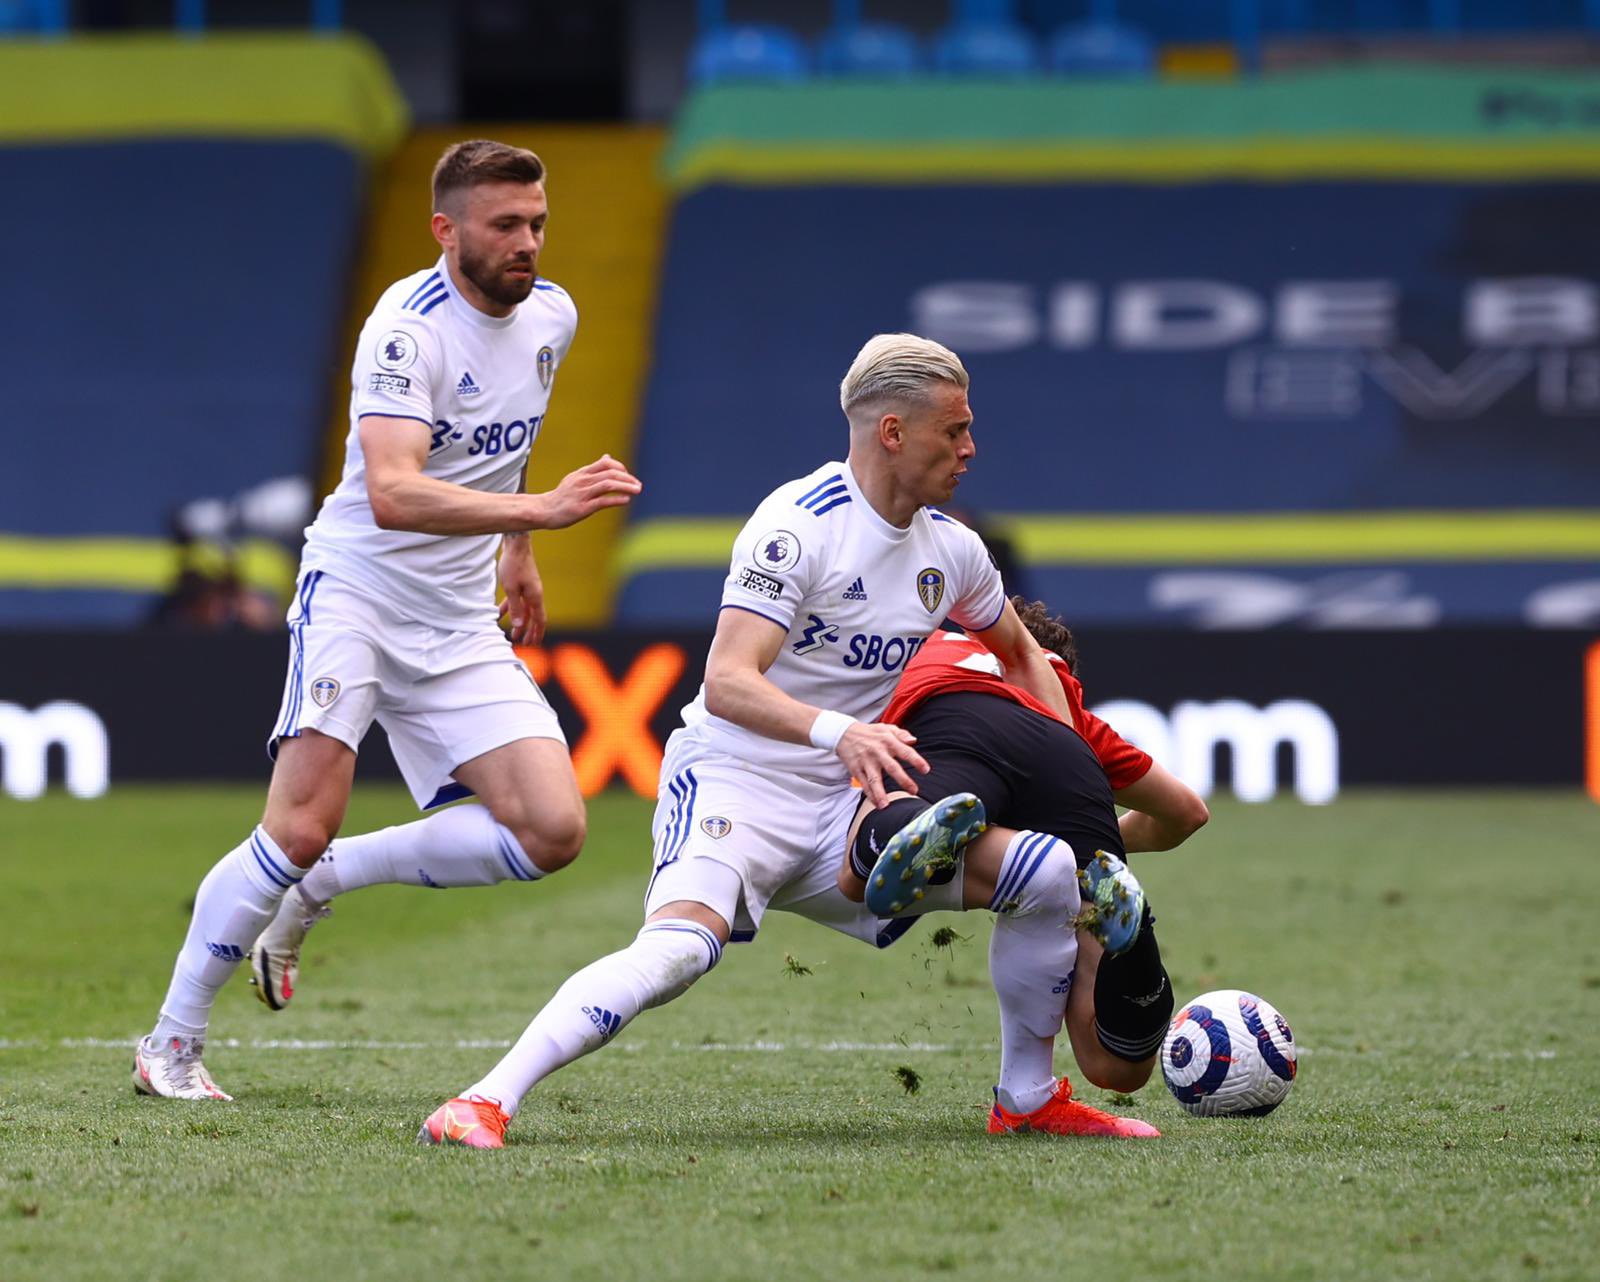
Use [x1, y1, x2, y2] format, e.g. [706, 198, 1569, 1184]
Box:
[1161, 989, 1297, 1117]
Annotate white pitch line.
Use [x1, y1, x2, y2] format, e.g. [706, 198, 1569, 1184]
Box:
[0, 1037, 964, 1054]
[0, 1038, 1563, 1061]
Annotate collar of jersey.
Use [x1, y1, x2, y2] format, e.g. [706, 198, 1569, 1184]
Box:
[840, 460, 913, 543]
[436, 257, 520, 331]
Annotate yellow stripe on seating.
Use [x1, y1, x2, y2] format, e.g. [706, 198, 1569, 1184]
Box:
[0, 536, 297, 595]
[614, 510, 1600, 576]
[670, 138, 1600, 192]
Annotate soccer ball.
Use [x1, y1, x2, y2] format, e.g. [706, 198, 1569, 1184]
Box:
[1161, 989, 1297, 1117]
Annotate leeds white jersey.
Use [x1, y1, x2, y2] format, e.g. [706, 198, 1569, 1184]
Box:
[664, 461, 1005, 787]
[300, 256, 577, 631]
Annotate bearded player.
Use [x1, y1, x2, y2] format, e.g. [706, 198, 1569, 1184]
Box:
[130, 140, 641, 1101]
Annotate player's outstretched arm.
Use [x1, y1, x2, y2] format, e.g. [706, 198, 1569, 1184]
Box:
[361, 417, 640, 535]
[973, 599, 1075, 726]
[1114, 760, 1209, 853]
[704, 608, 928, 807]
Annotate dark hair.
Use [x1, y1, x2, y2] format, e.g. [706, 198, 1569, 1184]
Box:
[431, 139, 545, 213]
[1011, 596, 1078, 675]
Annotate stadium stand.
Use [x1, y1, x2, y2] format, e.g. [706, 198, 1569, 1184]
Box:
[615, 64, 1600, 629]
[0, 35, 406, 629]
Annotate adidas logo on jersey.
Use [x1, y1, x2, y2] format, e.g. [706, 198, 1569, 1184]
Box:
[457, 371, 483, 397]
[843, 577, 868, 601]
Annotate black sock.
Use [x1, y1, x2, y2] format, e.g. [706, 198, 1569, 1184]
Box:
[848, 797, 928, 880]
[1093, 905, 1173, 1062]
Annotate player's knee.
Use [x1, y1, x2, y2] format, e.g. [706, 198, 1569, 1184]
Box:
[636, 917, 723, 1009]
[505, 803, 586, 874]
[991, 832, 1078, 919]
[269, 814, 338, 869]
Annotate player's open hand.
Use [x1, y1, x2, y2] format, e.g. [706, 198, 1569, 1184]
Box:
[836, 722, 929, 808]
[497, 536, 546, 645]
[539, 454, 642, 529]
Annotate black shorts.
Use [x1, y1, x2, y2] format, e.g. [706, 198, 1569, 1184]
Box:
[898, 690, 1123, 869]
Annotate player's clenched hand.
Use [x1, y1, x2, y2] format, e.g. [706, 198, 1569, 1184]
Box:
[836, 722, 928, 809]
[537, 454, 642, 529]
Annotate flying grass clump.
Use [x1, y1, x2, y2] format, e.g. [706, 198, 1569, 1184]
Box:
[893, 1065, 922, 1095]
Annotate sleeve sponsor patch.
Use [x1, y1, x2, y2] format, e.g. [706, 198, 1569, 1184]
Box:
[736, 567, 785, 600]
[367, 372, 412, 393]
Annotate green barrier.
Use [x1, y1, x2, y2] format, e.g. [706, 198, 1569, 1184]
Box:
[0, 34, 407, 158]
[615, 510, 1600, 576]
[666, 65, 1600, 188]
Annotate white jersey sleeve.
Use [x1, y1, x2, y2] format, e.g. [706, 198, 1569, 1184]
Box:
[718, 498, 821, 633]
[350, 314, 446, 425]
[931, 514, 1006, 633]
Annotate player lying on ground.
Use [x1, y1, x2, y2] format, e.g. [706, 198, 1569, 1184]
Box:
[130, 140, 641, 1101]
[835, 606, 1208, 1134]
[414, 333, 1092, 1148]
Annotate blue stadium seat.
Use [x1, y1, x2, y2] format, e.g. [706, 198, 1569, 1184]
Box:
[0, 0, 43, 31]
[952, 0, 1021, 21]
[1047, 21, 1155, 76]
[932, 21, 1040, 75]
[690, 24, 810, 85]
[818, 22, 921, 78]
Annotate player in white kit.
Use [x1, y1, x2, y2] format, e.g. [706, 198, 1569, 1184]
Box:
[130, 140, 641, 1101]
[418, 333, 1079, 1148]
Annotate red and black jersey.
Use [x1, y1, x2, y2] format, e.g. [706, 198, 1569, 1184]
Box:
[879, 630, 1152, 790]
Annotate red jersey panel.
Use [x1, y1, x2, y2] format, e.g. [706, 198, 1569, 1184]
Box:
[879, 630, 1152, 790]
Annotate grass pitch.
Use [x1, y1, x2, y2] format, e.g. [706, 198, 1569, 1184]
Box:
[2, 786, 1597, 1281]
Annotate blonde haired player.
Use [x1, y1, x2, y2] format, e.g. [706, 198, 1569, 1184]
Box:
[418, 333, 1076, 1147]
[130, 140, 640, 1101]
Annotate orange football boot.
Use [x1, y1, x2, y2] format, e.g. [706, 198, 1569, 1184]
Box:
[417, 1096, 511, 1149]
[988, 1078, 1160, 1138]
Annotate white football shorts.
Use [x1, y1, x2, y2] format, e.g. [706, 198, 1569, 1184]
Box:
[643, 755, 903, 947]
[267, 569, 566, 809]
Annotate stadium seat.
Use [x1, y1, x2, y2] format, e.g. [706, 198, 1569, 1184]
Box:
[1047, 21, 1155, 76]
[0, 0, 44, 32]
[817, 22, 921, 78]
[690, 25, 810, 85]
[952, 0, 1021, 21]
[931, 20, 1040, 76]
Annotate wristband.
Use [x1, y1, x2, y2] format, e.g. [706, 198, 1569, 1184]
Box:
[808, 709, 857, 752]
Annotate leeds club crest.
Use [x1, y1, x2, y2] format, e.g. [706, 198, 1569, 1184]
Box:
[916, 567, 945, 614]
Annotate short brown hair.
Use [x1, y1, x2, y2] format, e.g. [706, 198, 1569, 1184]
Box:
[431, 139, 545, 213]
[1012, 596, 1078, 675]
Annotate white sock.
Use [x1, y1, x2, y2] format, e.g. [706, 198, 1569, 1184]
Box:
[298, 804, 541, 902]
[988, 831, 1080, 1115]
[152, 827, 303, 1038]
[462, 918, 723, 1116]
